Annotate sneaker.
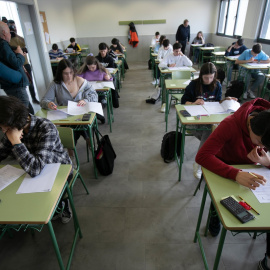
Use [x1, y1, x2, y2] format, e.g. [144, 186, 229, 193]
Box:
[61, 200, 72, 224]
[258, 254, 270, 270]
[52, 201, 65, 221]
[151, 80, 156, 85]
[160, 103, 166, 113]
[243, 92, 248, 100]
[248, 90, 256, 99]
[193, 162, 202, 180]
[209, 205, 221, 237]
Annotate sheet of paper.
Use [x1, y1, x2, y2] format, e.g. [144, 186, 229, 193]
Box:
[67, 101, 104, 116]
[0, 165, 25, 192]
[168, 67, 191, 71]
[24, 22, 33, 35]
[47, 110, 68, 121]
[101, 81, 115, 90]
[106, 68, 115, 73]
[241, 168, 270, 203]
[184, 105, 209, 116]
[89, 81, 115, 90]
[16, 163, 61, 194]
[227, 55, 239, 59]
[247, 63, 270, 67]
[183, 80, 191, 85]
[203, 102, 225, 114]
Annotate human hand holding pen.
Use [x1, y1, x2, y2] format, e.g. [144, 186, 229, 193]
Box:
[77, 100, 86, 106]
[48, 102, 57, 110]
[193, 99, 204, 105]
[235, 171, 266, 190]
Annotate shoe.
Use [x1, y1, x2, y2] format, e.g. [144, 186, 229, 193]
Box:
[160, 103, 166, 113]
[101, 99, 107, 105]
[248, 90, 256, 99]
[33, 99, 40, 104]
[151, 80, 156, 85]
[52, 201, 65, 220]
[146, 98, 156, 104]
[258, 254, 270, 270]
[209, 205, 221, 237]
[151, 87, 161, 100]
[61, 200, 72, 224]
[193, 162, 202, 180]
[243, 92, 248, 99]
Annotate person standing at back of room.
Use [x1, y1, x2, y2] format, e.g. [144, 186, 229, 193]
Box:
[175, 19, 190, 55]
[0, 21, 34, 114]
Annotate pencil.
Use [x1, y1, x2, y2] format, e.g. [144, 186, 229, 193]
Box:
[238, 195, 260, 215]
[249, 172, 258, 178]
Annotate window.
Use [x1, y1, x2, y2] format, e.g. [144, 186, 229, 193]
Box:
[217, 0, 249, 38]
[258, 0, 270, 43]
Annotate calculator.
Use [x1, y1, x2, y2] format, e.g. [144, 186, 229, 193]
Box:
[220, 196, 255, 224]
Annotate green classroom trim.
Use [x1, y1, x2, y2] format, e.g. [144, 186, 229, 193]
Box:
[119, 19, 166, 25]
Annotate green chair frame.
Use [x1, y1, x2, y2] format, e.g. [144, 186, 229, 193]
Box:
[57, 127, 89, 195]
[260, 68, 270, 99]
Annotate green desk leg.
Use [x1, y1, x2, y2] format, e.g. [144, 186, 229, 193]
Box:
[160, 73, 165, 104]
[178, 124, 186, 182]
[165, 89, 169, 131]
[48, 182, 82, 270]
[155, 62, 158, 87]
[213, 227, 227, 270]
[88, 118, 98, 179]
[194, 185, 209, 269]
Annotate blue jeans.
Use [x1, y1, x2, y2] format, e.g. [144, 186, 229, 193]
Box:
[4, 86, 34, 114]
[246, 71, 265, 93]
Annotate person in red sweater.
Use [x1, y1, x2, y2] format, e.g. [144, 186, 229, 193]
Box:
[195, 98, 270, 270]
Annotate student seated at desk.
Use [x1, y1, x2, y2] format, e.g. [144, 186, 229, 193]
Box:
[110, 38, 129, 70]
[154, 35, 166, 54]
[151, 31, 160, 48]
[49, 43, 67, 60]
[96, 42, 116, 69]
[66, 37, 81, 53]
[159, 42, 193, 68]
[195, 98, 270, 269]
[77, 56, 112, 105]
[225, 38, 247, 83]
[235, 43, 270, 99]
[0, 95, 73, 223]
[181, 62, 222, 179]
[41, 59, 100, 145]
[191, 31, 205, 63]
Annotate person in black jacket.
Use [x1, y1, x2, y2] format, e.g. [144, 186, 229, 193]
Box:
[95, 43, 116, 68]
[175, 19, 190, 55]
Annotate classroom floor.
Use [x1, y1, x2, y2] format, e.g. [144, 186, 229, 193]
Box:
[0, 62, 266, 270]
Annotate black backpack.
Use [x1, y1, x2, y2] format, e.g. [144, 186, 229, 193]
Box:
[148, 59, 152, 70]
[217, 69, 226, 85]
[225, 80, 245, 100]
[161, 131, 182, 163]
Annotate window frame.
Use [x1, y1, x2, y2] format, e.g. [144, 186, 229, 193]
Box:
[216, 0, 246, 38]
[257, 0, 270, 45]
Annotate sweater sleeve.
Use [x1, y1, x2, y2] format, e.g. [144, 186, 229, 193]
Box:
[40, 81, 57, 109]
[195, 121, 241, 180]
[82, 81, 98, 102]
[182, 55, 193, 67]
[181, 81, 196, 104]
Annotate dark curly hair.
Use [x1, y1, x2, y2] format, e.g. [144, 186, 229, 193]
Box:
[0, 96, 29, 130]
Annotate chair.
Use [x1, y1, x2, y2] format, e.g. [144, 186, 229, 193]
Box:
[169, 70, 191, 109]
[57, 127, 89, 195]
[260, 68, 270, 99]
[211, 47, 227, 73]
[80, 44, 90, 66]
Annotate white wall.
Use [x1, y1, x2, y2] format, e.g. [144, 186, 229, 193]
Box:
[37, 0, 76, 49]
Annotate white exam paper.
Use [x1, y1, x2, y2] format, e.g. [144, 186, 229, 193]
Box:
[89, 81, 115, 90]
[47, 110, 68, 121]
[247, 63, 270, 67]
[0, 165, 25, 192]
[16, 163, 61, 194]
[183, 80, 191, 85]
[184, 105, 209, 116]
[67, 101, 104, 116]
[168, 67, 191, 71]
[241, 168, 270, 203]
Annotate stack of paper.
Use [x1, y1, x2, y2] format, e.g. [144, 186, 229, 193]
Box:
[88, 81, 115, 90]
[168, 67, 191, 71]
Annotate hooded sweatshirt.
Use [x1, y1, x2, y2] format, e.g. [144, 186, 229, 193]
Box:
[195, 98, 270, 180]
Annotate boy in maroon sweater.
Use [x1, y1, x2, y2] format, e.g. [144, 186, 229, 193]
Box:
[196, 98, 270, 270]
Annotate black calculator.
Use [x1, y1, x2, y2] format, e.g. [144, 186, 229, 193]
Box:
[220, 196, 255, 224]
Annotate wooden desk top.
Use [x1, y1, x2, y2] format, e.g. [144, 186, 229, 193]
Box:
[200, 47, 215, 50]
[225, 56, 239, 61]
[151, 53, 158, 57]
[203, 164, 270, 231]
[64, 51, 81, 56]
[50, 59, 62, 63]
[175, 104, 230, 125]
[36, 107, 96, 126]
[0, 164, 72, 224]
[212, 51, 225, 56]
[240, 63, 270, 70]
[165, 79, 189, 89]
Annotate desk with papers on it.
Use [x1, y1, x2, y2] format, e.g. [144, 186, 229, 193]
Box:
[0, 164, 82, 270]
[194, 165, 270, 270]
[190, 44, 203, 63]
[174, 104, 231, 182]
[239, 63, 270, 96]
[35, 106, 99, 178]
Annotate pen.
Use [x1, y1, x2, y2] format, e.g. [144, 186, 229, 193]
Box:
[249, 172, 258, 178]
[238, 195, 260, 215]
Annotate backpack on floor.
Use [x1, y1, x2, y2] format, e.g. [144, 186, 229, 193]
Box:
[112, 90, 120, 108]
[225, 80, 245, 100]
[161, 131, 182, 163]
[217, 69, 226, 85]
[148, 59, 152, 70]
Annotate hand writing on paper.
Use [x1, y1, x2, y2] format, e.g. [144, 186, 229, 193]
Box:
[104, 74, 111, 80]
[169, 63, 176, 67]
[247, 57, 255, 63]
[5, 128, 23, 145]
[48, 102, 57, 110]
[247, 146, 270, 167]
[235, 171, 266, 190]
[77, 100, 86, 106]
[193, 99, 204, 105]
